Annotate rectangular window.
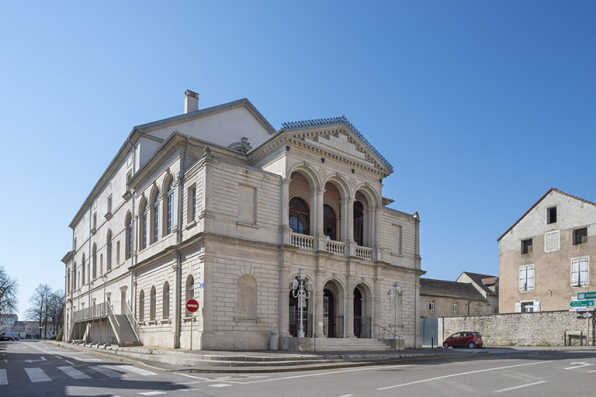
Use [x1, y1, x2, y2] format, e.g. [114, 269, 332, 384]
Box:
[571, 257, 589, 287]
[521, 239, 533, 254]
[452, 302, 458, 314]
[474, 304, 479, 315]
[521, 302, 534, 312]
[92, 213, 97, 231]
[519, 265, 534, 291]
[190, 186, 196, 221]
[429, 300, 435, 313]
[547, 206, 557, 224]
[116, 241, 121, 265]
[573, 228, 588, 245]
[107, 195, 112, 214]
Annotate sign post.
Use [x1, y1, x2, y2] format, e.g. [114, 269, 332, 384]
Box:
[186, 299, 199, 350]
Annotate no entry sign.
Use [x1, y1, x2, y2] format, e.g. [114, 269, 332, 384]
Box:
[186, 299, 199, 312]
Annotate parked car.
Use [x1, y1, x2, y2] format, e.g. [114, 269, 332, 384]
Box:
[0, 332, 20, 341]
[443, 331, 483, 348]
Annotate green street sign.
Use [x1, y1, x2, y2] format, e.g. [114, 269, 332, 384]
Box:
[569, 300, 594, 308]
[578, 292, 596, 300]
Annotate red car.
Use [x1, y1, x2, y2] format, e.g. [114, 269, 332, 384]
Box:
[443, 331, 483, 348]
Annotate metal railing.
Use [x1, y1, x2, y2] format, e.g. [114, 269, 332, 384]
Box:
[73, 302, 110, 322]
[373, 324, 403, 340]
[123, 300, 141, 342]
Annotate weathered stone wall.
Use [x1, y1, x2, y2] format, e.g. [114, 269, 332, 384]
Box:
[440, 311, 593, 346]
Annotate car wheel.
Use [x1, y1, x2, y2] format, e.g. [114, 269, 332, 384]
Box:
[443, 342, 450, 349]
[468, 342, 476, 349]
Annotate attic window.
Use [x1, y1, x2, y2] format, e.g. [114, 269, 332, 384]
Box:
[228, 137, 252, 154]
[547, 206, 557, 224]
[573, 228, 588, 245]
[521, 239, 533, 254]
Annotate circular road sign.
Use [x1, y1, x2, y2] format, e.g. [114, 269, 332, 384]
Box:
[186, 299, 199, 312]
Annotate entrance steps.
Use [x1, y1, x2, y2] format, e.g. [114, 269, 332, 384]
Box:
[312, 337, 391, 351]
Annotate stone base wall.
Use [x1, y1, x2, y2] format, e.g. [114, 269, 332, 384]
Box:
[440, 311, 594, 346]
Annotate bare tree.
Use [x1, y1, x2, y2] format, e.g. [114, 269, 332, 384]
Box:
[26, 284, 52, 338]
[0, 267, 18, 317]
[47, 290, 64, 335]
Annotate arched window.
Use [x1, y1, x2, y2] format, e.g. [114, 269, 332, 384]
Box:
[150, 286, 156, 321]
[354, 201, 364, 246]
[140, 200, 148, 250]
[152, 192, 160, 243]
[125, 212, 132, 259]
[165, 178, 174, 235]
[92, 244, 97, 280]
[186, 275, 194, 316]
[72, 263, 77, 290]
[139, 290, 145, 321]
[106, 230, 112, 271]
[324, 204, 337, 241]
[67, 270, 70, 293]
[163, 282, 170, 319]
[81, 255, 86, 285]
[289, 197, 309, 235]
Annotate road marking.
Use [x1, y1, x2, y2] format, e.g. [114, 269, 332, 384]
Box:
[64, 360, 74, 365]
[119, 365, 157, 376]
[25, 356, 46, 363]
[565, 362, 594, 370]
[89, 365, 121, 378]
[25, 367, 52, 383]
[54, 355, 62, 359]
[75, 357, 103, 362]
[209, 384, 231, 388]
[139, 392, 166, 396]
[338, 395, 353, 397]
[377, 361, 553, 390]
[174, 373, 211, 380]
[0, 369, 7, 385]
[58, 366, 91, 380]
[495, 380, 547, 393]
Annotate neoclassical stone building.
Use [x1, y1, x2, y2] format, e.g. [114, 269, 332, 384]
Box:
[62, 91, 424, 350]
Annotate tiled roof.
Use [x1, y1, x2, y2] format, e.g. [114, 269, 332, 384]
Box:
[460, 272, 498, 296]
[420, 278, 487, 302]
[497, 188, 596, 242]
[282, 115, 394, 172]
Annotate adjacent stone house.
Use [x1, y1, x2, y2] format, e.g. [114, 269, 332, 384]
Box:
[456, 272, 499, 313]
[62, 91, 424, 350]
[420, 278, 490, 318]
[498, 188, 596, 313]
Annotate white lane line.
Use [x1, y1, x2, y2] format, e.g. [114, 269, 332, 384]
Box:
[24, 367, 52, 383]
[495, 380, 547, 393]
[0, 369, 7, 385]
[119, 365, 157, 376]
[377, 361, 553, 390]
[338, 395, 353, 397]
[139, 392, 166, 396]
[209, 384, 231, 388]
[54, 355, 62, 359]
[89, 365, 121, 378]
[174, 373, 211, 380]
[565, 362, 593, 370]
[64, 360, 74, 365]
[235, 364, 414, 385]
[58, 366, 91, 380]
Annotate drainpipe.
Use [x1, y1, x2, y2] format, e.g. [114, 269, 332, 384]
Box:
[174, 137, 190, 348]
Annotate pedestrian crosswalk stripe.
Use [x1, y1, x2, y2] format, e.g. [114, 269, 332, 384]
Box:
[58, 366, 91, 380]
[0, 369, 7, 385]
[89, 365, 121, 378]
[120, 365, 156, 376]
[25, 368, 51, 383]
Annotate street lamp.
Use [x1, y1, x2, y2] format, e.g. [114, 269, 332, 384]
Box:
[290, 269, 313, 338]
[387, 282, 401, 339]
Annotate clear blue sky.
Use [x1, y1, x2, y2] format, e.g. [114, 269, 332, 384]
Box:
[1, 1, 594, 319]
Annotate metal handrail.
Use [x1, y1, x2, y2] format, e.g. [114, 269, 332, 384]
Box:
[373, 323, 403, 340]
[124, 300, 141, 342]
[105, 302, 122, 345]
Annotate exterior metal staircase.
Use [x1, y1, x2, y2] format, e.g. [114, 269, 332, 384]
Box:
[70, 301, 141, 347]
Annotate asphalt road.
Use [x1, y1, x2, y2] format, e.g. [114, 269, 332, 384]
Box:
[2, 341, 596, 396]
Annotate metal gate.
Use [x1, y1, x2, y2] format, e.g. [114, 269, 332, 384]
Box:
[420, 318, 439, 346]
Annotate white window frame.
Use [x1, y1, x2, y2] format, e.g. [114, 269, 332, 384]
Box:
[516, 300, 540, 313]
[571, 257, 589, 287]
[452, 301, 458, 314]
[519, 265, 534, 292]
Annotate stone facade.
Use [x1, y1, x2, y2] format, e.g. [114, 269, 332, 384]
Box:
[498, 189, 596, 313]
[62, 92, 424, 350]
[440, 311, 593, 346]
[420, 278, 492, 319]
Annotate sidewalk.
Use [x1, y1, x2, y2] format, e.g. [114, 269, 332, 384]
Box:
[49, 341, 490, 373]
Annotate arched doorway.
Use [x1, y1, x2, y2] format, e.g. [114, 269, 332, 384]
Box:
[323, 289, 335, 338]
[353, 285, 371, 338]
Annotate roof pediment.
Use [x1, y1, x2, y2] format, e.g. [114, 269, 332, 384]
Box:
[282, 116, 393, 175]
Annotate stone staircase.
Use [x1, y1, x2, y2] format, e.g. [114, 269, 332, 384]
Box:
[114, 315, 142, 347]
[311, 337, 391, 351]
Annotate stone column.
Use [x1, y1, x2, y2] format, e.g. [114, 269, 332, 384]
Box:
[316, 189, 325, 236]
[347, 199, 355, 242]
[373, 277, 381, 338]
[315, 270, 325, 338]
[373, 206, 380, 249]
[345, 275, 355, 338]
[279, 266, 290, 337]
[340, 198, 348, 242]
[281, 178, 291, 229]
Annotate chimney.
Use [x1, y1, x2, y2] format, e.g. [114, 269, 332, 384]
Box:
[185, 90, 199, 113]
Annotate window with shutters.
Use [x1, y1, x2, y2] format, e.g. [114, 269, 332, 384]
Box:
[519, 265, 534, 291]
[571, 257, 589, 287]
